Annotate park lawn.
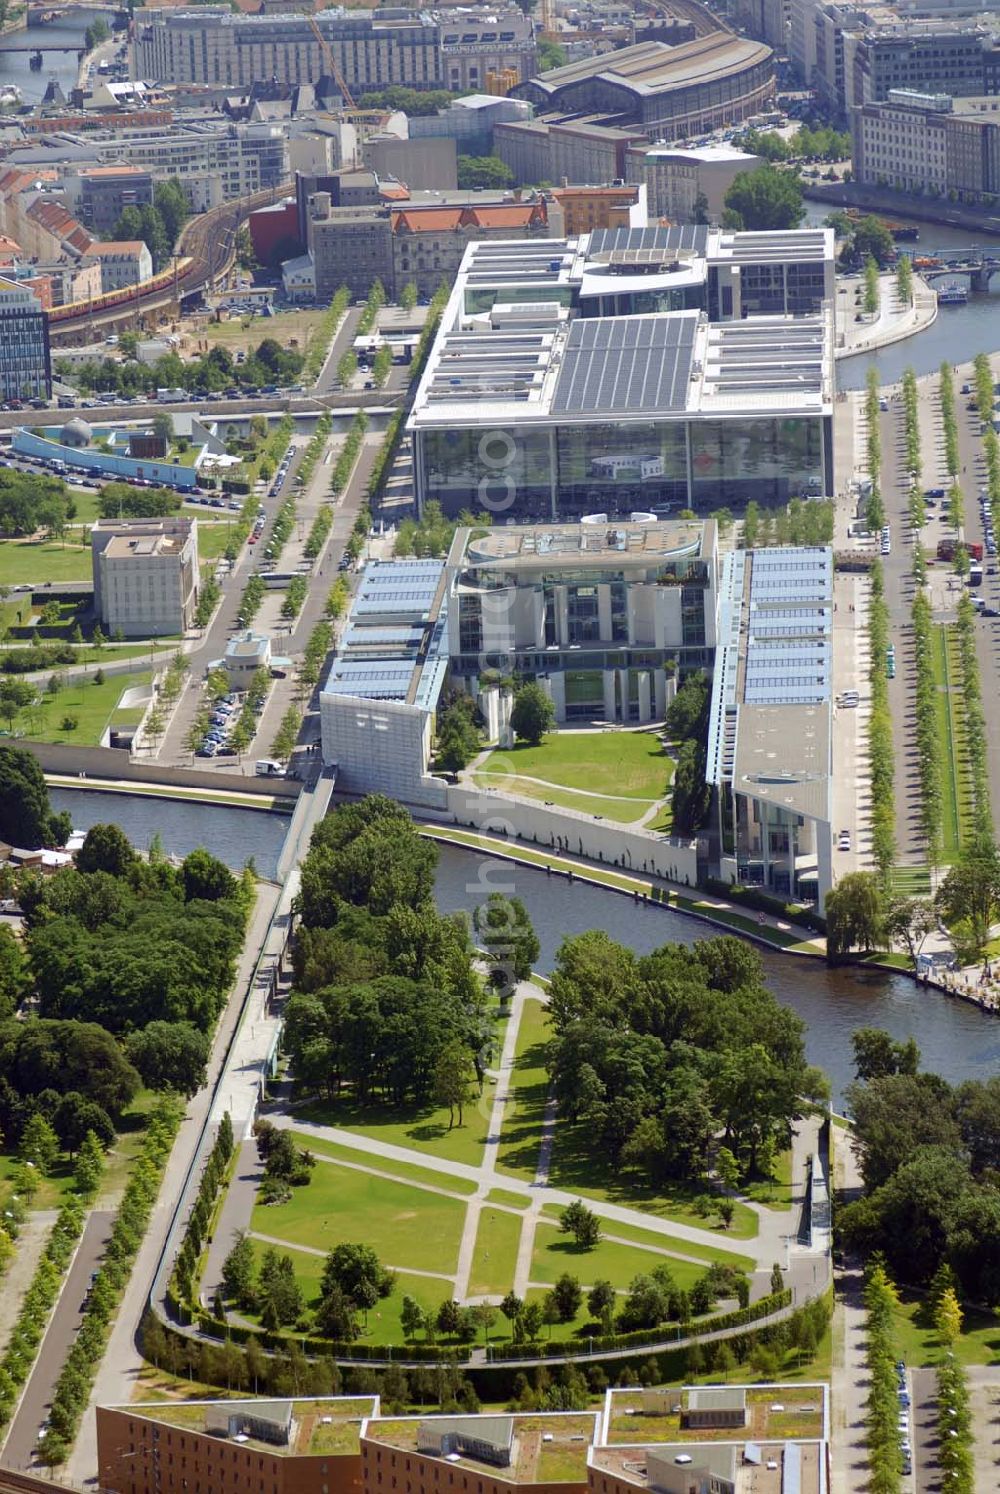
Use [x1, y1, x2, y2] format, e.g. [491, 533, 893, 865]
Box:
[14, 670, 152, 746]
[892, 1294, 1000, 1367]
[477, 729, 672, 800]
[530, 1220, 710, 1293]
[296, 1082, 492, 1170]
[96, 1089, 162, 1208]
[0, 538, 92, 585]
[0, 1149, 78, 1213]
[485, 1187, 531, 1210]
[468, 1205, 523, 1297]
[473, 773, 656, 824]
[742, 1148, 794, 1212]
[250, 1158, 467, 1274]
[545, 1216, 754, 1271]
[247, 1239, 449, 1348]
[197, 523, 236, 561]
[547, 1119, 758, 1240]
[205, 308, 326, 357]
[496, 995, 551, 1181]
[285, 1130, 478, 1196]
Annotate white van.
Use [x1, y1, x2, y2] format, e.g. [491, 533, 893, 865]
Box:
[255, 759, 286, 778]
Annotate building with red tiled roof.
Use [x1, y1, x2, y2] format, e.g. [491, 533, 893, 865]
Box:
[306, 188, 560, 299]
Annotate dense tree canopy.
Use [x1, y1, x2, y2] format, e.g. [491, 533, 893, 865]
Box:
[22, 841, 247, 1039]
[285, 798, 491, 1109]
[0, 745, 71, 848]
[841, 1036, 1000, 1302]
[546, 931, 827, 1182]
[0, 1018, 139, 1142]
[723, 164, 804, 231]
[0, 469, 74, 538]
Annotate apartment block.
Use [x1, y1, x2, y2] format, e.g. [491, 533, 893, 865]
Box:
[0, 279, 50, 401]
[97, 1398, 378, 1494]
[852, 87, 1000, 201]
[98, 1389, 828, 1494]
[60, 166, 154, 234]
[136, 9, 442, 92]
[84, 240, 153, 293]
[91, 517, 199, 639]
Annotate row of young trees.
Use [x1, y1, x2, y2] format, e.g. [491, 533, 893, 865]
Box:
[901, 367, 922, 506]
[862, 1262, 906, 1493]
[303, 286, 350, 384]
[865, 368, 885, 532]
[39, 1097, 183, 1464]
[955, 594, 992, 841]
[911, 587, 943, 864]
[327, 410, 368, 503]
[171, 1113, 235, 1311]
[867, 560, 896, 885]
[940, 362, 961, 480]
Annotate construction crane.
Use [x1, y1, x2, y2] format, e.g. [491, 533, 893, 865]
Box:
[307, 13, 356, 111]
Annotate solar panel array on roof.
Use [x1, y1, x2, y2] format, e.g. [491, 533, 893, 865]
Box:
[743, 546, 833, 706]
[587, 225, 708, 258]
[552, 315, 696, 416]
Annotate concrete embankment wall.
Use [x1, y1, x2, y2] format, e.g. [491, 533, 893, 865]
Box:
[420, 782, 701, 886]
[19, 740, 302, 802]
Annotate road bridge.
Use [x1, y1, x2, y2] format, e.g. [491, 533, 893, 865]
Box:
[910, 248, 1000, 291]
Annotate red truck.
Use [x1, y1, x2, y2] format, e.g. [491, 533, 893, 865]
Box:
[937, 539, 983, 561]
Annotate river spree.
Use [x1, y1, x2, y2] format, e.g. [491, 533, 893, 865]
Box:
[802, 200, 1000, 389]
[47, 787, 1000, 1107]
[0, 9, 106, 104]
[433, 842, 1000, 1108]
[49, 787, 290, 880]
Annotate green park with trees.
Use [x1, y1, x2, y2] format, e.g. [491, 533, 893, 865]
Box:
[172, 797, 832, 1371]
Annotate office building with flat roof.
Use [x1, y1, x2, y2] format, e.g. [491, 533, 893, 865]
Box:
[706, 545, 834, 908]
[446, 517, 719, 725]
[319, 558, 450, 807]
[91, 517, 199, 638]
[408, 228, 835, 521]
[97, 1397, 379, 1494]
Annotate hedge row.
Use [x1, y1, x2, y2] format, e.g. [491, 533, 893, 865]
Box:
[488, 1289, 792, 1362]
[171, 1112, 235, 1310]
[39, 1098, 184, 1465]
[701, 878, 825, 932]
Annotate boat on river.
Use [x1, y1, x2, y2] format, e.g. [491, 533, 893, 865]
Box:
[937, 281, 969, 305]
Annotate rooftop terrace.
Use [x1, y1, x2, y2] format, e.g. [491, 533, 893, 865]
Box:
[123, 1397, 379, 1458]
[363, 1413, 600, 1484]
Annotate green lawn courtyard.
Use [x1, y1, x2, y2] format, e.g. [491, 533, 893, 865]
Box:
[211, 977, 800, 1356]
[473, 728, 673, 826]
[469, 1205, 523, 1297]
[2, 670, 152, 745]
[295, 1081, 493, 1169]
[0, 538, 92, 586]
[496, 995, 551, 1180]
[250, 1157, 466, 1275]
